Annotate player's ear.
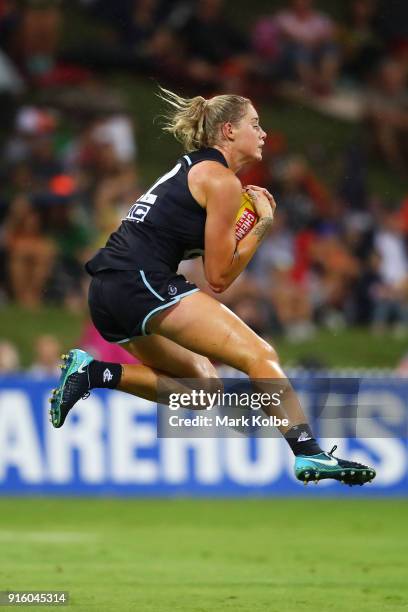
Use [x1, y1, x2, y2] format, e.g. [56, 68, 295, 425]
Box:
[221, 121, 235, 142]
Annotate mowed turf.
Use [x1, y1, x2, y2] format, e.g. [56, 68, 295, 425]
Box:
[0, 498, 407, 612]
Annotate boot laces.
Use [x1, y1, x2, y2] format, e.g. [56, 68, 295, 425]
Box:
[328, 445, 369, 469]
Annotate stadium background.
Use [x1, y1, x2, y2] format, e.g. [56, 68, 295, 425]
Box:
[0, 1, 407, 610]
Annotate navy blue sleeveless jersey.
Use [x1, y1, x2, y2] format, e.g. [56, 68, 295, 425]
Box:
[86, 147, 228, 275]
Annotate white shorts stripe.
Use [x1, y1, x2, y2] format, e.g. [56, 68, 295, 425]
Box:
[140, 270, 165, 302]
[141, 288, 200, 335]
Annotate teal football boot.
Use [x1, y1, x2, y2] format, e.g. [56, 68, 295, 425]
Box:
[295, 445, 376, 486]
[49, 349, 94, 428]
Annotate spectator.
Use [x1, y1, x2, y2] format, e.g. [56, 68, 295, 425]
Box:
[339, 0, 383, 82]
[341, 211, 376, 324]
[147, 26, 188, 85]
[364, 57, 408, 174]
[4, 105, 57, 168]
[371, 210, 408, 334]
[15, 0, 62, 81]
[64, 113, 139, 235]
[310, 226, 360, 326]
[3, 194, 56, 307]
[0, 0, 20, 59]
[252, 13, 281, 69]
[269, 265, 315, 341]
[273, 0, 340, 94]
[28, 133, 63, 195]
[45, 197, 94, 308]
[118, 0, 162, 52]
[0, 339, 20, 373]
[249, 211, 314, 340]
[92, 143, 139, 235]
[91, 113, 137, 165]
[396, 350, 408, 375]
[29, 333, 61, 378]
[274, 155, 333, 230]
[230, 294, 277, 337]
[174, 0, 253, 91]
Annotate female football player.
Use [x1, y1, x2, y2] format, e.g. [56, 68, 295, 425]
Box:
[50, 88, 375, 486]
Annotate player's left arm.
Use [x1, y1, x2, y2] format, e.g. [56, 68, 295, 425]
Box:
[204, 173, 274, 293]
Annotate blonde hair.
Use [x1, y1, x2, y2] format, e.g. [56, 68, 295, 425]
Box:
[158, 87, 251, 152]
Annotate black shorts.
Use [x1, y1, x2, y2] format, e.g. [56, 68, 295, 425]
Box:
[88, 269, 199, 342]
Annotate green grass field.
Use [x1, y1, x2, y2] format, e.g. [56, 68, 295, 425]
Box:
[0, 498, 407, 611]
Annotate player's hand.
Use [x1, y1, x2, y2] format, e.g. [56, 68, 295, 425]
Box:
[245, 185, 276, 215]
[245, 186, 275, 220]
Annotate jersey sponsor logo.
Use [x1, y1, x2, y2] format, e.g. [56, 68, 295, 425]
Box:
[125, 163, 183, 223]
[235, 208, 257, 241]
[126, 202, 151, 223]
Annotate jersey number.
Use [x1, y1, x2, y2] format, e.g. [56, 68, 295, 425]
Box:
[126, 163, 181, 223]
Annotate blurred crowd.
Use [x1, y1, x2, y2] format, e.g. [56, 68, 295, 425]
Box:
[0, 0, 408, 369]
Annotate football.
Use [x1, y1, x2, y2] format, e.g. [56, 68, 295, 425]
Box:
[235, 191, 258, 241]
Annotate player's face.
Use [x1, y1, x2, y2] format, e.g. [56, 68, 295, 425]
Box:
[233, 104, 266, 163]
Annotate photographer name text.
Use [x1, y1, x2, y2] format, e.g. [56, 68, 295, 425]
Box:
[168, 414, 289, 428]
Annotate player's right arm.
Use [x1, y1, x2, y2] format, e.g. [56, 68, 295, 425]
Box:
[191, 163, 274, 293]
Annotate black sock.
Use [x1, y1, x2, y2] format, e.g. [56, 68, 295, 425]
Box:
[87, 361, 123, 389]
[285, 424, 323, 456]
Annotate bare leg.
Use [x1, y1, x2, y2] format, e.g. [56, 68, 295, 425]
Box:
[118, 334, 219, 404]
[143, 292, 308, 434]
[118, 362, 167, 402]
